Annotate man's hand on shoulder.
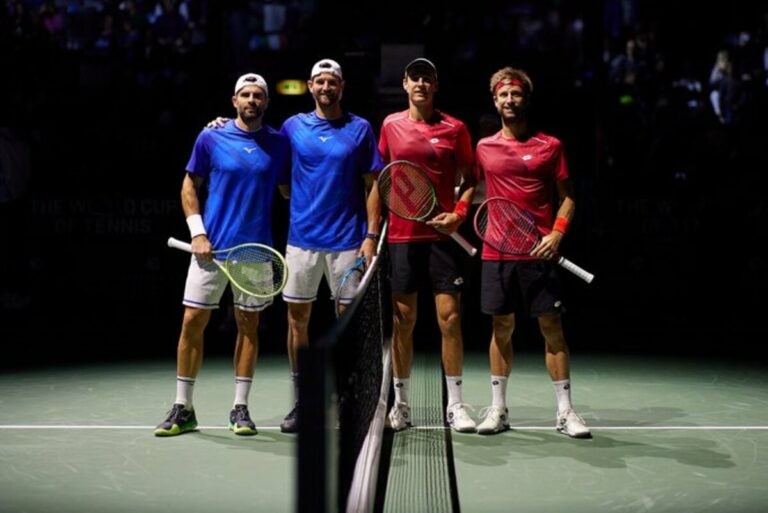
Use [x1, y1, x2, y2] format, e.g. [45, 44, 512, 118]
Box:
[206, 117, 229, 129]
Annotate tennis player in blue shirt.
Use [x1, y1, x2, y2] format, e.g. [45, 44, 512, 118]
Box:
[278, 58, 383, 432]
[155, 73, 291, 437]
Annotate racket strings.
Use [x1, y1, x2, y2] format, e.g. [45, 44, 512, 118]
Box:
[337, 267, 365, 302]
[379, 165, 436, 220]
[335, 257, 367, 318]
[478, 201, 540, 254]
[226, 246, 286, 296]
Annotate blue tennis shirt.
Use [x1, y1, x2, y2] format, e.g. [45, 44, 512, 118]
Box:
[280, 111, 382, 251]
[186, 120, 290, 249]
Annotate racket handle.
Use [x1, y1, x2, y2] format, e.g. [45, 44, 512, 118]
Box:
[557, 256, 594, 284]
[167, 237, 193, 253]
[450, 232, 478, 256]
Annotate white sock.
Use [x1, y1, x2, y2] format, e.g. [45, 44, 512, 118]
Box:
[445, 376, 464, 408]
[290, 372, 299, 403]
[175, 376, 195, 408]
[490, 375, 508, 409]
[393, 377, 410, 404]
[553, 379, 572, 413]
[234, 376, 252, 407]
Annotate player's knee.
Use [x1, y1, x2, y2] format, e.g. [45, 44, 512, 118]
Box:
[493, 315, 515, 334]
[234, 309, 260, 333]
[182, 307, 210, 332]
[538, 315, 562, 336]
[393, 309, 417, 330]
[288, 303, 311, 328]
[437, 308, 460, 330]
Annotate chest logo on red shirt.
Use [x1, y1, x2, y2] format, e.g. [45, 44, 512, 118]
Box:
[430, 138, 439, 144]
[522, 154, 533, 161]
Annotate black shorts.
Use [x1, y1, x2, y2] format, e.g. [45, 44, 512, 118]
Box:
[480, 260, 565, 316]
[389, 241, 465, 294]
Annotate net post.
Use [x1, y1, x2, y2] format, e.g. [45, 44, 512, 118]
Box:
[297, 344, 338, 513]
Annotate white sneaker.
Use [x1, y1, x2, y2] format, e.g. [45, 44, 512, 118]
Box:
[386, 401, 412, 431]
[476, 406, 510, 434]
[446, 403, 476, 433]
[556, 408, 591, 438]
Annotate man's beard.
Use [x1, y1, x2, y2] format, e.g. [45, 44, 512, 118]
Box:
[241, 106, 263, 122]
[500, 104, 526, 122]
[316, 92, 340, 107]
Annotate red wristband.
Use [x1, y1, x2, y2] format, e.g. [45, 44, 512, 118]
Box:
[453, 200, 470, 220]
[553, 216, 569, 234]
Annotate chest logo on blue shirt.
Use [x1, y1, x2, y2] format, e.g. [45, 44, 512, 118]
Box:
[318, 136, 333, 142]
[243, 146, 258, 154]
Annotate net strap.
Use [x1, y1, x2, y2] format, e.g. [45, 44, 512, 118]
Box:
[344, 220, 389, 513]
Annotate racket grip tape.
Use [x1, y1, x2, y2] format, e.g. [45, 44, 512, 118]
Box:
[556, 256, 594, 284]
[168, 237, 193, 253]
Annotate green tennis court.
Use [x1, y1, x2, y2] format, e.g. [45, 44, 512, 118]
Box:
[1, 351, 766, 512]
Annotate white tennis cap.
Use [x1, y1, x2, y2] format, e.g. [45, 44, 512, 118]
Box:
[310, 58, 343, 80]
[234, 73, 269, 96]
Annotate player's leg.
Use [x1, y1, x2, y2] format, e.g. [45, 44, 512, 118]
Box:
[229, 299, 266, 436]
[155, 258, 226, 436]
[177, 306, 211, 381]
[477, 313, 514, 434]
[388, 291, 417, 430]
[476, 260, 517, 434]
[435, 292, 475, 432]
[526, 262, 591, 438]
[430, 241, 475, 432]
[387, 242, 425, 431]
[281, 245, 324, 432]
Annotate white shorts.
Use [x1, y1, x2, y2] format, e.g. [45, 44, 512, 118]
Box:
[282, 245, 359, 303]
[182, 256, 272, 312]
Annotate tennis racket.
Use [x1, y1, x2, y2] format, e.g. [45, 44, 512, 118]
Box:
[168, 237, 288, 298]
[377, 160, 477, 256]
[473, 197, 595, 284]
[334, 255, 367, 319]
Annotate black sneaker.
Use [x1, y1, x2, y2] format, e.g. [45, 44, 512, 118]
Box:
[229, 404, 258, 436]
[280, 403, 298, 433]
[154, 403, 198, 437]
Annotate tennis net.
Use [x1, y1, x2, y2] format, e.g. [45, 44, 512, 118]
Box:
[297, 223, 392, 513]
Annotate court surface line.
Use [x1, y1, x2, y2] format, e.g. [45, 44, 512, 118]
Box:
[0, 425, 284, 430]
[1, 425, 767, 430]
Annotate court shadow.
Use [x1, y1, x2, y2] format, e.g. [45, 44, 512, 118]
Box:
[193, 429, 296, 457]
[507, 405, 692, 427]
[453, 429, 735, 470]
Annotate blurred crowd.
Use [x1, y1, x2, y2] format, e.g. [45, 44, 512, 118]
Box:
[3, 1, 766, 179]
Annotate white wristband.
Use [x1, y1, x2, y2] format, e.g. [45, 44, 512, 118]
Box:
[186, 214, 207, 238]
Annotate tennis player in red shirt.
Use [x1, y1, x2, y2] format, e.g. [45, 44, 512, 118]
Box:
[473, 66, 591, 438]
[366, 58, 478, 433]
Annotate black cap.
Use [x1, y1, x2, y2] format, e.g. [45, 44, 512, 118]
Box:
[404, 58, 437, 77]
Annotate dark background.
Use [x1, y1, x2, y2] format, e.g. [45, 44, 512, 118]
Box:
[1, 0, 767, 369]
